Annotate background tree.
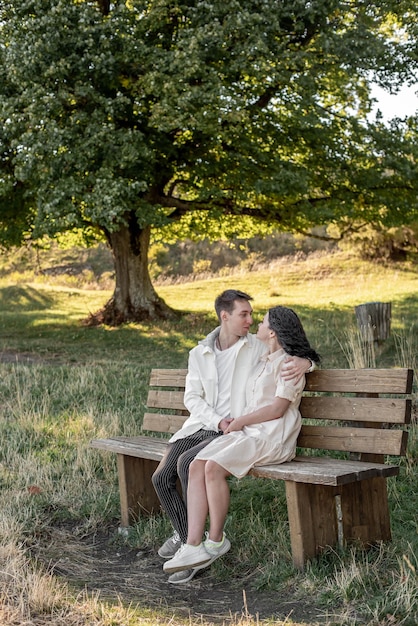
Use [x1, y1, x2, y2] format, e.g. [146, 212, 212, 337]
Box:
[1, 0, 417, 323]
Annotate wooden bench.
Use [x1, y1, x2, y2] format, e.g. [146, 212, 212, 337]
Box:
[90, 367, 413, 569]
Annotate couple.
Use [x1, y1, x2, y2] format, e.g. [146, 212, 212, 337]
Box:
[152, 289, 320, 584]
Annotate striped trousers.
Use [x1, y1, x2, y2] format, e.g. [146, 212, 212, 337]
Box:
[151, 429, 221, 543]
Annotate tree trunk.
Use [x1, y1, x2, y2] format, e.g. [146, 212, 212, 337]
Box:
[87, 215, 177, 325]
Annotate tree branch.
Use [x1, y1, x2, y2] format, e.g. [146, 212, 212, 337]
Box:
[96, 0, 110, 16]
[293, 222, 370, 241]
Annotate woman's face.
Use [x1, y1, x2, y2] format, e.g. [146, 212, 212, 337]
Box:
[256, 312, 271, 344]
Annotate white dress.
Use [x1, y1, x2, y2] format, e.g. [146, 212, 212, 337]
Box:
[195, 348, 304, 478]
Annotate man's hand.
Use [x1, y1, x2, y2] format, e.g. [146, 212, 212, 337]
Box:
[281, 356, 313, 383]
[218, 417, 233, 433]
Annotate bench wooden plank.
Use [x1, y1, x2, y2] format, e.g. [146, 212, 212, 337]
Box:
[144, 395, 411, 426]
[147, 389, 188, 412]
[142, 413, 186, 434]
[146, 391, 410, 424]
[299, 396, 411, 424]
[251, 456, 399, 485]
[141, 416, 408, 456]
[149, 369, 188, 386]
[90, 436, 167, 461]
[143, 398, 411, 432]
[298, 425, 408, 456]
[139, 416, 408, 455]
[147, 368, 413, 394]
[90, 436, 400, 486]
[304, 368, 413, 394]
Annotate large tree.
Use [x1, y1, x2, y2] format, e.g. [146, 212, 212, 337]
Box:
[1, 0, 417, 323]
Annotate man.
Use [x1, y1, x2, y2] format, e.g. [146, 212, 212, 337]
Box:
[152, 289, 314, 584]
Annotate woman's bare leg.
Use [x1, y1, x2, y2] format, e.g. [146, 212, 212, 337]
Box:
[186, 458, 210, 545]
[205, 460, 231, 542]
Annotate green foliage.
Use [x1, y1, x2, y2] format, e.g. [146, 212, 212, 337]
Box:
[1, 0, 418, 251]
[337, 222, 418, 261]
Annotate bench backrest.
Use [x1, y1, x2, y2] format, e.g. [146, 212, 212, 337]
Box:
[142, 368, 413, 460]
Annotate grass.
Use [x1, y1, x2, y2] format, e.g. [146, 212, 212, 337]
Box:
[0, 248, 417, 625]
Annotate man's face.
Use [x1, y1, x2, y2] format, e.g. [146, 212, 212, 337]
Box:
[222, 299, 253, 336]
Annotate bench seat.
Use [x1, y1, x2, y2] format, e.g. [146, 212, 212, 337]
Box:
[90, 435, 399, 486]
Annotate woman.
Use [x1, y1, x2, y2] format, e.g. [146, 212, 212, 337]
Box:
[163, 305, 320, 574]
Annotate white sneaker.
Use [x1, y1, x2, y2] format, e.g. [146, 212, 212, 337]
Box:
[204, 532, 231, 560]
[158, 531, 182, 558]
[163, 542, 212, 573]
[166, 536, 231, 583]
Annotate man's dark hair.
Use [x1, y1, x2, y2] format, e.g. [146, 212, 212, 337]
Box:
[214, 289, 253, 322]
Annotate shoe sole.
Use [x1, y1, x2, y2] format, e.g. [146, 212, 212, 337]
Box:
[163, 553, 212, 573]
[168, 569, 197, 584]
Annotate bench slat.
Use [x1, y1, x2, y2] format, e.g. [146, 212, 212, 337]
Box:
[147, 368, 413, 395]
[149, 369, 188, 386]
[299, 396, 411, 424]
[147, 389, 187, 411]
[142, 412, 186, 434]
[90, 436, 167, 461]
[298, 425, 408, 456]
[140, 416, 408, 456]
[145, 391, 411, 425]
[90, 436, 400, 486]
[305, 368, 413, 394]
[251, 456, 399, 485]
[138, 413, 407, 455]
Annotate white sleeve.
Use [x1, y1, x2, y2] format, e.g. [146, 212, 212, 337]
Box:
[183, 350, 223, 432]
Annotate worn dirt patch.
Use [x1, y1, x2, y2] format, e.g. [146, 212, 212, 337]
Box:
[35, 526, 330, 625]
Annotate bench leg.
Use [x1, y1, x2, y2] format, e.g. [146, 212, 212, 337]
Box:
[339, 476, 392, 545]
[285, 477, 392, 569]
[117, 454, 161, 526]
[285, 481, 339, 569]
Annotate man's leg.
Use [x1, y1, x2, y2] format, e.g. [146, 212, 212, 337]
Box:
[163, 457, 232, 574]
[177, 433, 221, 509]
[152, 431, 219, 543]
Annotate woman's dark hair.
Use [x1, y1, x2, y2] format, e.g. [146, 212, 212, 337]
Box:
[214, 289, 253, 322]
[268, 306, 321, 364]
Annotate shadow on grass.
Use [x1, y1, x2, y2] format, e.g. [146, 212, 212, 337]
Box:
[0, 285, 55, 310]
[0, 292, 218, 365]
[0, 283, 415, 369]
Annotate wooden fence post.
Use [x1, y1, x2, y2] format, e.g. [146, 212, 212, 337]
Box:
[354, 302, 392, 344]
